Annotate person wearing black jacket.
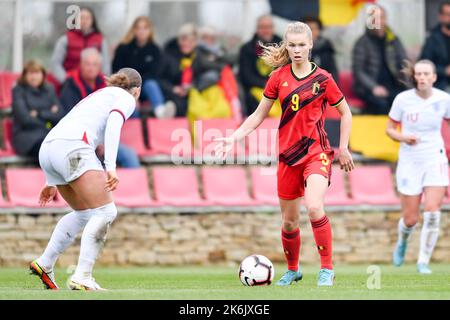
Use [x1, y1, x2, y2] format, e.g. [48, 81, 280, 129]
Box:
[12, 60, 64, 160]
[238, 15, 282, 115]
[304, 16, 339, 83]
[420, 2, 450, 91]
[112, 16, 175, 118]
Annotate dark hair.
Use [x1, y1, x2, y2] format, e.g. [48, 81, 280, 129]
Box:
[303, 16, 323, 30]
[439, 1, 450, 13]
[106, 68, 142, 90]
[400, 59, 437, 88]
[80, 6, 100, 33]
[18, 60, 46, 87]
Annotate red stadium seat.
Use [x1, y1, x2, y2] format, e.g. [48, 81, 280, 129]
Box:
[147, 118, 192, 158]
[0, 72, 19, 109]
[348, 165, 399, 205]
[0, 118, 16, 156]
[153, 166, 210, 206]
[246, 118, 279, 159]
[194, 119, 245, 159]
[338, 72, 365, 110]
[325, 166, 354, 206]
[250, 166, 278, 205]
[442, 120, 450, 158]
[202, 166, 255, 206]
[114, 168, 156, 207]
[5, 168, 66, 208]
[120, 119, 152, 157]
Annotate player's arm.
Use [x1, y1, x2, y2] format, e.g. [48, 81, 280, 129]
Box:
[103, 111, 125, 191]
[335, 99, 354, 172]
[214, 97, 274, 159]
[386, 119, 419, 145]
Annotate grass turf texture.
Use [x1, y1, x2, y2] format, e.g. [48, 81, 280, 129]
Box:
[0, 264, 449, 300]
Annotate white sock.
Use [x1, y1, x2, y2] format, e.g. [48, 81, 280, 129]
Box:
[73, 202, 117, 280]
[37, 209, 93, 271]
[397, 218, 415, 244]
[418, 211, 441, 265]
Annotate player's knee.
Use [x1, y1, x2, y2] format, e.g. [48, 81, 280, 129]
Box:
[306, 204, 323, 218]
[403, 215, 418, 227]
[282, 217, 299, 231]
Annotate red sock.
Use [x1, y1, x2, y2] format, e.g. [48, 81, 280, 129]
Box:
[311, 215, 333, 270]
[281, 228, 300, 271]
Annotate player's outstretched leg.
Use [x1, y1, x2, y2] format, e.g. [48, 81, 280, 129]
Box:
[68, 202, 117, 291]
[417, 211, 441, 274]
[393, 218, 415, 267]
[29, 209, 93, 290]
[276, 198, 303, 286]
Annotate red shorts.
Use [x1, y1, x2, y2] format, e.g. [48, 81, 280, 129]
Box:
[277, 150, 334, 200]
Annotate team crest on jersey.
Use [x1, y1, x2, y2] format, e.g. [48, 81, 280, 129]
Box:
[312, 82, 320, 95]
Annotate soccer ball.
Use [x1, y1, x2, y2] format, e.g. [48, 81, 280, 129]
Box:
[239, 255, 274, 286]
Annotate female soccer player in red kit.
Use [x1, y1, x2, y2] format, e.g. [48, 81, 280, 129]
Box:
[215, 22, 354, 286]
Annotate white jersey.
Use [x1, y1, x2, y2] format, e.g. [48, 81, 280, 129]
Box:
[389, 88, 450, 161]
[44, 86, 136, 148]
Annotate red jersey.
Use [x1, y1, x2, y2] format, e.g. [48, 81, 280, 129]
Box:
[263, 62, 344, 166]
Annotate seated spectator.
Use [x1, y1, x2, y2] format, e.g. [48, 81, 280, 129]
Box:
[12, 60, 64, 161]
[420, 1, 450, 91]
[238, 14, 282, 116]
[304, 16, 339, 83]
[51, 7, 110, 85]
[198, 25, 236, 66]
[352, 5, 407, 115]
[188, 25, 243, 124]
[112, 16, 175, 118]
[60, 48, 140, 168]
[160, 23, 198, 117]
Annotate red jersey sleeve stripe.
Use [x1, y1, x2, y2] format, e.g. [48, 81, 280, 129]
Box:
[329, 96, 344, 107]
[110, 109, 126, 122]
[263, 93, 277, 100]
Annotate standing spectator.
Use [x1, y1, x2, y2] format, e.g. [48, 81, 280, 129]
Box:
[51, 7, 110, 85]
[160, 23, 198, 117]
[304, 16, 339, 83]
[12, 60, 64, 161]
[238, 15, 282, 116]
[420, 1, 450, 91]
[352, 5, 407, 115]
[60, 48, 140, 169]
[112, 16, 175, 118]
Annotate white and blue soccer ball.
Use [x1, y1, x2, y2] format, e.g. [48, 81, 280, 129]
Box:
[239, 255, 274, 286]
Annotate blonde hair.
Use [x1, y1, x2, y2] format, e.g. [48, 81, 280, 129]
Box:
[18, 59, 46, 86]
[400, 59, 437, 88]
[260, 22, 312, 69]
[121, 16, 154, 45]
[106, 68, 142, 90]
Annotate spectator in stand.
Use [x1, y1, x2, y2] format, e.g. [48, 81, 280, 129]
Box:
[352, 5, 407, 115]
[304, 16, 339, 83]
[12, 60, 64, 161]
[60, 48, 140, 168]
[160, 23, 198, 117]
[420, 1, 450, 91]
[112, 16, 175, 118]
[238, 14, 282, 116]
[51, 7, 110, 85]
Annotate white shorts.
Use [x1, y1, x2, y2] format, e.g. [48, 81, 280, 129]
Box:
[396, 155, 449, 196]
[39, 139, 103, 186]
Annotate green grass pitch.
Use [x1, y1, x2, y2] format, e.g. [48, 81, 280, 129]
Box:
[0, 264, 449, 300]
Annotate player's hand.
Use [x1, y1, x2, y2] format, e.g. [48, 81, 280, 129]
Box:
[403, 135, 419, 145]
[213, 137, 234, 160]
[372, 85, 389, 97]
[338, 148, 355, 172]
[38, 185, 57, 207]
[105, 170, 119, 192]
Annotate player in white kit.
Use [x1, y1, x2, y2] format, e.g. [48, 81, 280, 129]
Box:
[386, 60, 450, 274]
[29, 68, 142, 290]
